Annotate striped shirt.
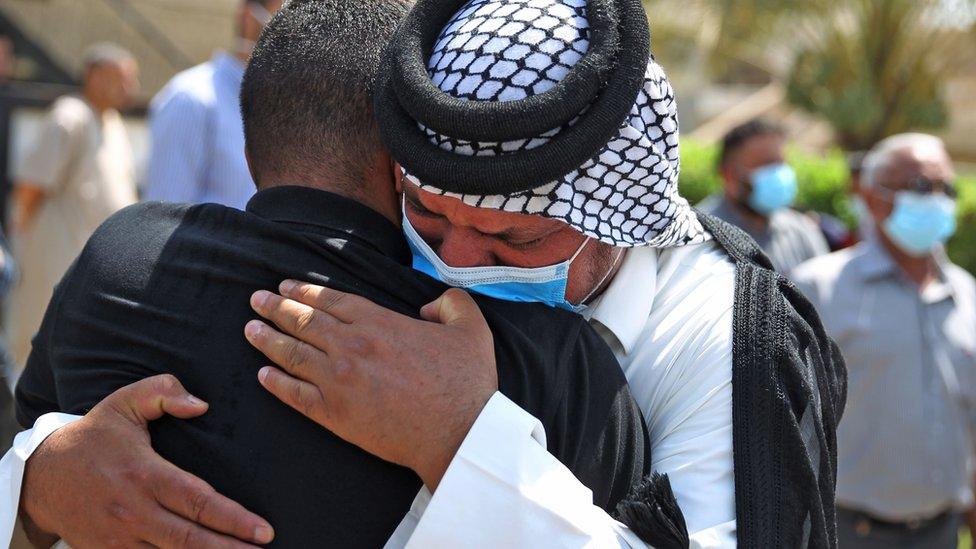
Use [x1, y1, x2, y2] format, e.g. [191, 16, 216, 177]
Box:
[793, 240, 976, 520]
[144, 52, 255, 210]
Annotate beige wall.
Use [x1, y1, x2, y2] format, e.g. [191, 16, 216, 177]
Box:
[2, 0, 240, 97]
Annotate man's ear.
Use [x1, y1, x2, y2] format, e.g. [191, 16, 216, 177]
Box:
[864, 187, 892, 225]
[719, 164, 741, 199]
[393, 162, 404, 193]
[244, 147, 261, 188]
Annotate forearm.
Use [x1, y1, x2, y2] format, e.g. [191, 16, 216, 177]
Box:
[0, 414, 81, 547]
[11, 185, 47, 235]
[400, 393, 644, 548]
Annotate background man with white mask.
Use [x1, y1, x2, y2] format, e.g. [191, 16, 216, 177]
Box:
[793, 133, 976, 548]
[700, 118, 831, 273]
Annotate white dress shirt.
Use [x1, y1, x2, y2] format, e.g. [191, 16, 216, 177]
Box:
[394, 240, 738, 547]
[0, 241, 737, 548]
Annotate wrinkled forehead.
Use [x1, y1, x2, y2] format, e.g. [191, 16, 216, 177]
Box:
[402, 177, 566, 235]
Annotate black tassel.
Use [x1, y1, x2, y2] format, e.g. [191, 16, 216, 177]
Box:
[612, 472, 689, 549]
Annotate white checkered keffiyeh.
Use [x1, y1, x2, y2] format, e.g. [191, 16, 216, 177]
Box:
[401, 0, 708, 248]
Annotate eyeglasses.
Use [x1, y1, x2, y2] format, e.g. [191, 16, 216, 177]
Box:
[876, 177, 958, 199]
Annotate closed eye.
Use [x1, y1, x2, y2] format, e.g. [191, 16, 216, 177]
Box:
[405, 196, 442, 219]
[504, 236, 547, 251]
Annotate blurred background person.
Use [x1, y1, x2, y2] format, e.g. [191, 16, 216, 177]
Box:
[699, 118, 830, 273]
[793, 134, 975, 549]
[0, 35, 13, 85]
[848, 150, 875, 243]
[143, 0, 282, 209]
[6, 43, 138, 387]
[0, 33, 17, 449]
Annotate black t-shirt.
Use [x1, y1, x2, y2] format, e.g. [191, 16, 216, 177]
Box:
[17, 186, 649, 548]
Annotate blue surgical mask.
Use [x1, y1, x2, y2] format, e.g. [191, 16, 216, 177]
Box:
[402, 203, 608, 313]
[882, 191, 957, 257]
[748, 163, 798, 215]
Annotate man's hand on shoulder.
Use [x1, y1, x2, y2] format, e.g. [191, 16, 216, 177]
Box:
[21, 375, 274, 548]
[245, 282, 498, 490]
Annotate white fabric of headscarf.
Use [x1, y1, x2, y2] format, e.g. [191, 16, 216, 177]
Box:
[401, 0, 708, 248]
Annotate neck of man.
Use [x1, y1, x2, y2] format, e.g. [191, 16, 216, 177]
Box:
[726, 192, 769, 231]
[259, 157, 401, 227]
[82, 88, 110, 115]
[877, 229, 940, 290]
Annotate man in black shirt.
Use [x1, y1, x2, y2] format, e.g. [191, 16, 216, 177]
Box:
[13, 2, 648, 547]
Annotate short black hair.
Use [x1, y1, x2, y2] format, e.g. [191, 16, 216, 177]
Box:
[718, 118, 785, 169]
[241, 0, 410, 189]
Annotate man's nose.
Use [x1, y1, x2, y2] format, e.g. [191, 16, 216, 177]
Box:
[436, 228, 495, 268]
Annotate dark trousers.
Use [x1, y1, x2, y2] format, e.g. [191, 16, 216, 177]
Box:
[837, 507, 961, 549]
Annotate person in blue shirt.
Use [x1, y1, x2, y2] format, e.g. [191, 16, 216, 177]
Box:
[144, 0, 282, 210]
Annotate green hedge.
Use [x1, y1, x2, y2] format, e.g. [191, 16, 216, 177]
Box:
[678, 140, 976, 275]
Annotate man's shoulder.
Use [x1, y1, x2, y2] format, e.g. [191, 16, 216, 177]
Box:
[474, 296, 626, 403]
[775, 208, 823, 236]
[695, 194, 723, 216]
[944, 260, 976, 296]
[659, 239, 736, 304]
[92, 200, 229, 235]
[653, 240, 736, 337]
[152, 61, 218, 109]
[80, 201, 250, 273]
[791, 246, 859, 285]
[474, 297, 591, 353]
[47, 95, 93, 128]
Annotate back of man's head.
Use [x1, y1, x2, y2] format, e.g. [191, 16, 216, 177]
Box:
[241, 0, 410, 194]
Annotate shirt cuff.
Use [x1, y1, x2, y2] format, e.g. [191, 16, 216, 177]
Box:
[396, 392, 642, 548]
[0, 413, 83, 547]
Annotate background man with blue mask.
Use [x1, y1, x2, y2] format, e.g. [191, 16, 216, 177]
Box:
[793, 133, 976, 549]
[700, 118, 830, 273]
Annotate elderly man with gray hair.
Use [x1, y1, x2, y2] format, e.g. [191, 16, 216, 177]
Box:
[792, 133, 976, 548]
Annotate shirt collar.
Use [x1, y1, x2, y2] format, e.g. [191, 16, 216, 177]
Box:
[582, 245, 658, 355]
[854, 238, 899, 281]
[855, 237, 956, 303]
[246, 186, 410, 264]
[213, 51, 245, 83]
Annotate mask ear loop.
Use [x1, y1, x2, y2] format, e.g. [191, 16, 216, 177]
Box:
[568, 237, 591, 263]
[576, 246, 626, 307]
